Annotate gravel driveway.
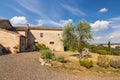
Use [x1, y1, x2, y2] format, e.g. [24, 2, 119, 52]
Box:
[0, 52, 120, 80]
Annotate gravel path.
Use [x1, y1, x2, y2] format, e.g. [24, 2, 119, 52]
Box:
[0, 52, 120, 80]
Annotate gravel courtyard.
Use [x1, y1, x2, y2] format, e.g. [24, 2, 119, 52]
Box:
[0, 52, 120, 80]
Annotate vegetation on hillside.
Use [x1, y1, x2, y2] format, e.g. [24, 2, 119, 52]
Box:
[112, 46, 120, 56]
[90, 44, 120, 56]
[90, 44, 111, 55]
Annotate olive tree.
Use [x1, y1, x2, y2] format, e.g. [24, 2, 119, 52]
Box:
[62, 20, 92, 58]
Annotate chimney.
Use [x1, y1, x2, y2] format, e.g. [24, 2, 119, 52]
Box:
[26, 23, 30, 29]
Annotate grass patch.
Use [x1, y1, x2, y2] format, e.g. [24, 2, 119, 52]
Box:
[50, 51, 120, 77]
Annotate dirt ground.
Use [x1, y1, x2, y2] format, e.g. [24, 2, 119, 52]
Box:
[0, 51, 120, 80]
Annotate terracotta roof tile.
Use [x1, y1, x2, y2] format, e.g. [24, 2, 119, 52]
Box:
[13, 26, 63, 31]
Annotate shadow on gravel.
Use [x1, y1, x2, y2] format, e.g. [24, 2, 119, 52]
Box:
[70, 54, 79, 58]
[0, 52, 10, 56]
[0, 44, 11, 56]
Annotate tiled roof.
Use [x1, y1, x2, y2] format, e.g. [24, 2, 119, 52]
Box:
[13, 26, 28, 31]
[13, 26, 63, 31]
[0, 19, 9, 21]
[0, 19, 15, 31]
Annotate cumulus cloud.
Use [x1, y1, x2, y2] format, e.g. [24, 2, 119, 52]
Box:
[10, 16, 28, 25]
[90, 20, 109, 31]
[99, 8, 108, 13]
[37, 19, 72, 27]
[90, 17, 120, 43]
[91, 29, 120, 44]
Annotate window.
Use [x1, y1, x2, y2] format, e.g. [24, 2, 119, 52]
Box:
[49, 42, 54, 44]
[40, 33, 43, 37]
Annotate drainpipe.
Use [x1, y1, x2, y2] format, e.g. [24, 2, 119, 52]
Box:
[26, 24, 30, 49]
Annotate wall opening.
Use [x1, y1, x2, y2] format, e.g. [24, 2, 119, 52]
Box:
[49, 42, 54, 44]
[40, 33, 43, 37]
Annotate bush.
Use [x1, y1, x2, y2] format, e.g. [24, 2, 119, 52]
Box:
[97, 55, 111, 68]
[35, 43, 49, 51]
[110, 59, 120, 68]
[40, 50, 56, 60]
[56, 56, 67, 63]
[79, 58, 93, 69]
[112, 46, 120, 56]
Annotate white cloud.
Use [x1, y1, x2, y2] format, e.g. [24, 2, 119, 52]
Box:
[16, 0, 49, 19]
[10, 16, 28, 25]
[10, 6, 26, 15]
[60, 19, 73, 26]
[37, 19, 73, 27]
[94, 36, 102, 40]
[37, 20, 62, 27]
[90, 20, 109, 31]
[90, 17, 120, 43]
[108, 17, 120, 29]
[108, 30, 120, 40]
[91, 29, 120, 44]
[99, 8, 108, 13]
[61, 4, 85, 17]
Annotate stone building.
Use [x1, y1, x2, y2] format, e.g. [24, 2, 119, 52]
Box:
[0, 19, 64, 54]
[0, 19, 26, 54]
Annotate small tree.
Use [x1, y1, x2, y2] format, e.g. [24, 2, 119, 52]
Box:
[108, 41, 111, 54]
[63, 20, 92, 58]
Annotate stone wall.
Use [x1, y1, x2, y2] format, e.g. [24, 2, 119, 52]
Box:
[0, 28, 20, 53]
[30, 30, 64, 51]
[18, 31, 26, 36]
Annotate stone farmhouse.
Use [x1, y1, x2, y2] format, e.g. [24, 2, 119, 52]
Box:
[0, 19, 64, 54]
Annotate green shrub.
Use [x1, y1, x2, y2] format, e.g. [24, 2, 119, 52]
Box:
[112, 46, 120, 56]
[35, 43, 49, 51]
[56, 56, 67, 63]
[40, 50, 56, 60]
[79, 58, 93, 69]
[110, 59, 120, 68]
[97, 55, 111, 68]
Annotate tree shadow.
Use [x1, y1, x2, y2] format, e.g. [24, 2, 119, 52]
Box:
[70, 53, 80, 58]
[0, 44, 11, 56]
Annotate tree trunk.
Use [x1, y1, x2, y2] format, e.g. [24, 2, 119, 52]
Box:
[79, 49, 82, 58]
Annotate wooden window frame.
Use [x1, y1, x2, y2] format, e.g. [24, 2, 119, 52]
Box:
[40, 33, 43, 37]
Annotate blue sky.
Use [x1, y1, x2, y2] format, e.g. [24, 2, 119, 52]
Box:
[0, 0, 120, 43]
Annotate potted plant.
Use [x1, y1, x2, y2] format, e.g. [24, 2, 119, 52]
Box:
[13, 45, 18, 54]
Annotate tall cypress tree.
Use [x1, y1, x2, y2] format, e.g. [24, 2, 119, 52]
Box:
[108, 41, 111, 54]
